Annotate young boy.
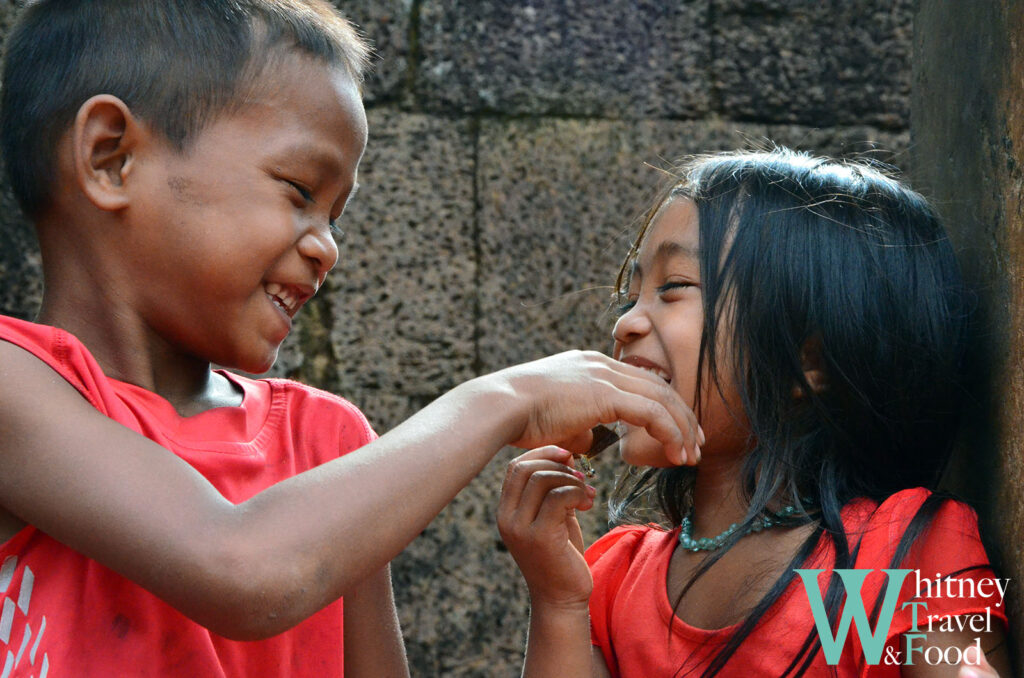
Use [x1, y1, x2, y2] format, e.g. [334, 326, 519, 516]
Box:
[0, 1, 699, 675]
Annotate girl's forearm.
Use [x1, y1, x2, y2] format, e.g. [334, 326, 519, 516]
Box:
[522, 601, 594, 678]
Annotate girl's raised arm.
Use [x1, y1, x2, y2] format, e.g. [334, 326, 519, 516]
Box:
[498, 446, 616, 678]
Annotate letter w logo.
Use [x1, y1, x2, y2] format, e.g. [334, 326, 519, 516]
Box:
[794, 569, 912, 665]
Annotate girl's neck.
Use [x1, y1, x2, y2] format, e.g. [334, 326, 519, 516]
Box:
[690, 453, 749, 538]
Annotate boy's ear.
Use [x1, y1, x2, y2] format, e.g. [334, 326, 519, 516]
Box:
[794, 334, 828, 399]
[71, 94, 142, 211]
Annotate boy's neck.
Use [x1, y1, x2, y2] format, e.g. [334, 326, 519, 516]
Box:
[37, 292, 243, 417]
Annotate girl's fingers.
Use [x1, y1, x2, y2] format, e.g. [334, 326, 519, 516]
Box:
[960, 648, 999, 678]
[500, 449, 575, 510]
[533, 484, 593, 531]
[566, 508, 585, 553]
[514, 468, 588, 525]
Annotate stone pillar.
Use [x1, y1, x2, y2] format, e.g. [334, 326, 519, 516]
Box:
[912, 0, 1024, 668]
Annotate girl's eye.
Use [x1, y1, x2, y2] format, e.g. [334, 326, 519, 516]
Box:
[614, 297, 637, 317]
[329, 218, 343, 237]
[657, 281, 695, 296]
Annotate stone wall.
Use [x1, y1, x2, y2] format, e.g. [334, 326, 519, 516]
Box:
[912, 1, 1023, 670]
[0, 1, 917, 675]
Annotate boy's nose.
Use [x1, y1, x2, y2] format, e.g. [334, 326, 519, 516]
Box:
[297, 224, 339, 284]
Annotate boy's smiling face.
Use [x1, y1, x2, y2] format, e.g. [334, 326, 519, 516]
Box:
[122, 54, 367, 373]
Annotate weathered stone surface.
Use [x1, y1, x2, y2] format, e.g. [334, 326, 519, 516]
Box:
[912, 1, 1024, 665]
[417, 1, 710, 118]
[713, 0, 913, 129]
[338, 0, 411, 105]
[765, 125, 912, 174]
[325, 108, 477, 430]
[0, 2, 39, 321]
[0, 184, 39, 320]
[477, 118, 770, 372]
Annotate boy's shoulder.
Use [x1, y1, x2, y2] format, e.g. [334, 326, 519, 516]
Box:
[0, 313, 377, 453]
[0, 313, 109, 411]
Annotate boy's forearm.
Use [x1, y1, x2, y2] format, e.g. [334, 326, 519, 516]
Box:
[522, 601, 594, 678]
[221, 374, 527, 633]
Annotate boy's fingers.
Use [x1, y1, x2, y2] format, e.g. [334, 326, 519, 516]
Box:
[601, 389, 692, 465]
[599, 362, 702, 463]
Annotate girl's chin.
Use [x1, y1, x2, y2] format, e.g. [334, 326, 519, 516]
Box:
[619, 430, 685, 468]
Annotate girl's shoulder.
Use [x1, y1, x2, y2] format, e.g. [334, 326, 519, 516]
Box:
[585, 523, 678, 581]
[841, 488, 987, 570]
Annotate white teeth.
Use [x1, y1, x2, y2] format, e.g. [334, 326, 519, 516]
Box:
[643, 366, 671, 383]
[264, 283, 298, 314]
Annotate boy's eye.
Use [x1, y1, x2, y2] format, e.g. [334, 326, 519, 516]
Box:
[329, 218, 343, 237]
[286, 180, 314, 203]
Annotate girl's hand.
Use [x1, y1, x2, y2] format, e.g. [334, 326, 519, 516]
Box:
[489, 350, 702, 465]
[497, 446, 596, 608]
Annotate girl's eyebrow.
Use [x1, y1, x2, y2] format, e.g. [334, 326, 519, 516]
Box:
[629, 240, 699, 282]
[653, 240, 699, 262]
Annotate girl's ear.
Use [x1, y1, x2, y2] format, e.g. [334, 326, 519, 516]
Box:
[794, 334, 828, 398]
[71, 94, 141, 211]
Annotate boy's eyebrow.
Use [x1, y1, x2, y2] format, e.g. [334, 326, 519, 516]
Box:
[281, 143, 345, 176]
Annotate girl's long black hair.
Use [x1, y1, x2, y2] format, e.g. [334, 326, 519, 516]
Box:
[610, 149, 969, 677]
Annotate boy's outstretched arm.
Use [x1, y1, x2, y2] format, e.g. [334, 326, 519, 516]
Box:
[0, 342, 698, 640]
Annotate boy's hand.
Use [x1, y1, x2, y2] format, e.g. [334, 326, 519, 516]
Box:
[497, 446, 595, 608]
[491, 350, 701, 466]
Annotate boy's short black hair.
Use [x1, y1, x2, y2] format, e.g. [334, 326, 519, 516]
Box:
[1, 0, 371, 219]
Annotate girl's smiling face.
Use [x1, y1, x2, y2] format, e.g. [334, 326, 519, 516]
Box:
[612, 197, 748, 467]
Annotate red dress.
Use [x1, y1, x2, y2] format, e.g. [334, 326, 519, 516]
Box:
[587, 489, 1006, 678]
[0, 315, 377, 677]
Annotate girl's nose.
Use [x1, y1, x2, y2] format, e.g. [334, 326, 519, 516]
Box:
[297, 224, 339, 285]
[612, 303, 653, 345]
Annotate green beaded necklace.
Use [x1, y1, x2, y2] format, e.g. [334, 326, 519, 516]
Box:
[678, 504, 806, 552]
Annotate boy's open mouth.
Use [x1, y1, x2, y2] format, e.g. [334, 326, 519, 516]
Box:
[264, 282, 307, 317]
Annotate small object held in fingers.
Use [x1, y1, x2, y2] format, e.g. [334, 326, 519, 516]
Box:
[574, 424, 621, 477]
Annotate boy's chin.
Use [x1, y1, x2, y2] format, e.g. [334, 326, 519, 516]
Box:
[229, 348, 280, 376]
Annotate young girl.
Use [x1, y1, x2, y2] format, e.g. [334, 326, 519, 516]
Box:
[498, 149, 1011, 678]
